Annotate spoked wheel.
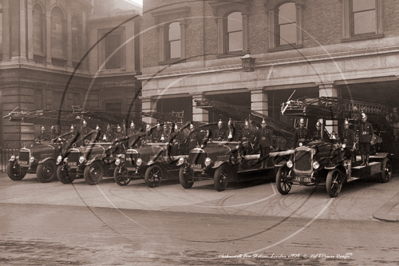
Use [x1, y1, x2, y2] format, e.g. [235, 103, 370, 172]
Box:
[379, 158, 392, 183]
[84, 161, 104, 185]
[57, 165, 75, 184]
[276, 167, 292, 195]
[179, 166, 194, 189]
[6, 161, 26, 181]
[326, 169, 343, 198]
[114, 166, 130, 186]
[145, 165, 163, 188]
[214, 164, 230, 192]
[36, 160, 57, 183]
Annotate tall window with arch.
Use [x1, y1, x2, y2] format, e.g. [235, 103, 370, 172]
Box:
[277, 2, 297, 46]
[33, 4, 45, 56]
[167, 22, 181, 59]
[226, 12, 243, 52]
[71, 16, 81, 63]
[51, 6, 66, 59]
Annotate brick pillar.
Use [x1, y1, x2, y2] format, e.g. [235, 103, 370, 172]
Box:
[192, 94, 208, 123]
[250, 88, 268, 116]
[2, 0, 10, 60]
[141, 97, 157, 125]
[319, 83, 339, 135]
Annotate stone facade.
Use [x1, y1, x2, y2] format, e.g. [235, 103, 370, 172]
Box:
[0, 0, 142, 148]
[138, 0, 399, 128]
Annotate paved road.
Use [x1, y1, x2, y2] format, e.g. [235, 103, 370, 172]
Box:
[1, 172, 399, 265]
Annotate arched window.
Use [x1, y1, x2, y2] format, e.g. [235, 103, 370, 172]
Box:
[51, 6, 66, 59]
[226, 12, 243, 52]
[33, 4, 45, 55]
[71, 16, 81, 63]
[277, 3, 296, 46]
[167, 22, 181, 59]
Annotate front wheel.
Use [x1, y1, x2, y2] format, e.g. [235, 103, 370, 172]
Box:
[379, 158, 392, 183]
[6, 161, 26, 181]
[114, 166, 130, 186]
[326, 169, 343, 198]
[179, 166, 194, 189]
[276, 167, 292, 195]
[36, 160, 57, 183]
[145, 165, 163, 188]
[214, 164, 231, 192]
[56, 165, 75, 184]
[84, 161, 104, 185]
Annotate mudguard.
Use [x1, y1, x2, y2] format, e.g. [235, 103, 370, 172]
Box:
[212, 161, 229, 169]
[86, 157, 102, 166]
[38, 157, 55, 164]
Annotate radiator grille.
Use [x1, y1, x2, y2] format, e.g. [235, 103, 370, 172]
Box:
[294, 150, 312, 171]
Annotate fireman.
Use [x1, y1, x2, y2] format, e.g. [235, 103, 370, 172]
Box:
[341, 119, 356, 163]
[312, 121, 324, 141]
[215, 119, 226, 141]
[358, 112, 374, 166]
[293, 117, 310, 148]
[152, 122, 163, 142]
[188, 123, 198, 150]
[239, 119, 255, 156]
[127, 120, 138, 136]
[114, 124, 124, 140]
[36, 125, 50, 142]
[258, 118, 274, 167]
[225, 118, 236, 141]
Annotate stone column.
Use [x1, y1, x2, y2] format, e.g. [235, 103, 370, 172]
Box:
[268, 9, 275, 49]
[2, 0, 10, 60]
[19, 0, 27, 60]
[242, 13, 249, 52]
[67, 6, 72, 68]
[250, 88, 268, 116]
[82, 11, 88, 70]
[157, 25, 164, 62]
[217, 18, 223, 54]
[192, 94, 208, 123]
[46, 5, 52, 64]
[141, 97, 157, 125]
[180, 19, 186, 59]
[27, 0, 34, 60]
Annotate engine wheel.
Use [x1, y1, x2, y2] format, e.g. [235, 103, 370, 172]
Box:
[145, 165, 163, 188]
[114, 166, 130, 186]
[379, 158, 392, 183]
[214, 164, 230, 192]
[326, 169, 343, 198]
[6, 161, 26, 181]
[276, 167, 292, 195]
[36, 160, 57, 183]
[84, 161, 104, 185]
[56, 165, 75, 184]
[179, 166, 194, 189]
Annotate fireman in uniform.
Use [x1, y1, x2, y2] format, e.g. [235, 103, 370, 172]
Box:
[225, 118, 236, 141]
[215, 119, 226, 141]
[103, 123, 114, 142]
[293, 117, 310, 148]
[80, 119, 91, 136]
[36, 125, 50, 142]
[312, 121, 325, 141]
[188, 123, 198, 150]
[142, 124, 152, 145]
[152, 122, 163, 142]
[358, 112, 374, 166]
[239, 119, 255, 156]
[114, 124, 124, 140]
[127, 121, 138, 136]
[341, 119, 356, 163]
[258, 118, 274, 168]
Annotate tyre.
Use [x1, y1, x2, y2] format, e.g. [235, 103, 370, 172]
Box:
[6, 161, 26, 181]
[113, 166, 130, 186]
[145, 165, 163, 188]
[379, 158, 392, 183]
[84, 161, 104, 185]
[56, 165, 75, 184]
[326, 169, 343, 198]
[36, 160, 57, 183]
[276, 167, 291, 195]
[214, 164, 230, 192]
[179, 166, 194, 189]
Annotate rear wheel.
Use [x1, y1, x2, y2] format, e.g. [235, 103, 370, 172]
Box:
[179, 166, 194, 189]
[6, 161, 26, 181]
[84, 161, 104, 185]
[145, 165, 163, 188]
[326, 169, 343, 198]
[379, 158, 392, 183]
[57, 165, 75, 184]
[114, 166, 130, 186]
[36, 160, 56, 183]
[214, 164, 230, 192]
[276, 167, 291, 195]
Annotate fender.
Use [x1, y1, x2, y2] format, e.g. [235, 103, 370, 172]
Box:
[38, 157, 55, 164]
[86, 157, 103, 166]
[212, 161, 229, 169]
[274, 160, 287, 167]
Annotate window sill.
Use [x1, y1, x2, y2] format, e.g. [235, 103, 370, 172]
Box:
[216, 51, 246, 58]
[158, 58, 185, 65]
[341, 33, 384, 43]
[268, 44, 303, 53]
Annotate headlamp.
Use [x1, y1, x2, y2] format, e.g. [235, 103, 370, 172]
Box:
[313, 161, 320, 170]
[29, 156, 35, 163]
[115, 158, 120, 166]
[287, 160, 293, 168]
[136, 158, 143, 166]
[56, 156, 62, 164]
[79, 156, 85, 164]
[204, 157, 212, 167]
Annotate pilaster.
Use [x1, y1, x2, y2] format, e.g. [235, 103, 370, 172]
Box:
[250, 88, 268, 116]
[192, 94, 209, 123]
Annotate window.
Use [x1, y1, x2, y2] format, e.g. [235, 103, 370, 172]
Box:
[71, 16, 81, 63]
[352, 0, 375, 35]
[104, 32, 123, 69]
[51, 7, 66, 59]
[226, 12, 243, 52]
[33, 4, 45, 56]
[266, 0, 303, 51]
[342, 0, 383, 41]
[167, 22, 181, 59]
[277, 3, 296, 46]
[105, 102, 122, 114]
